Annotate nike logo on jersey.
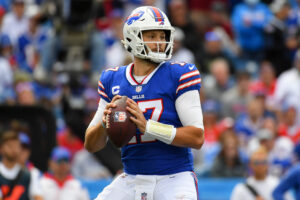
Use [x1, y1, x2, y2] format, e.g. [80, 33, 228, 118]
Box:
[189, 65, 194, 70]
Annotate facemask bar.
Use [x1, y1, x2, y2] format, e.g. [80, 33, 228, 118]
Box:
[136, 30, 173, 62]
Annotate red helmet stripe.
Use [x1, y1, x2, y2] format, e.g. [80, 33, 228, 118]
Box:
[150, 7, 164, 22]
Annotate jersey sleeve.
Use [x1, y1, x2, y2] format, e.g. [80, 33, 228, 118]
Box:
[172, 62, 202, 99]
[98, 70, 111, 102]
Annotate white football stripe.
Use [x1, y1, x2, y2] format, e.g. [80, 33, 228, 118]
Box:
[98, 81, 105, 90]
[98, 88, 108, 98]
[179, 70, 200, 81]
[176, 78, 201, 94]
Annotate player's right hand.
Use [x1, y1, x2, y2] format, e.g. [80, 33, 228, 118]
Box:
[102, 95, 122, 127]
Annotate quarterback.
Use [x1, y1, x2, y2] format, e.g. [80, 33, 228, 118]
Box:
[85, 6, 204, 200]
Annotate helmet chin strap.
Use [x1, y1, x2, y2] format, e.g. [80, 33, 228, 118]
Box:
[148, 52, 167, 63]
[142, 42, 168, 63]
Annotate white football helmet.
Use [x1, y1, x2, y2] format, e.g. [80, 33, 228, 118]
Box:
[122, 6, 175, 63]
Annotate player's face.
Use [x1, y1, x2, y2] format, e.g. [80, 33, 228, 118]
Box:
[142, 30, 167, 53]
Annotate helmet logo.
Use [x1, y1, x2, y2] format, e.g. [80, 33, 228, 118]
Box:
[126, 10, 145, 25]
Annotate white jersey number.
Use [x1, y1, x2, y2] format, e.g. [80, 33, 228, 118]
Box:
[128, 99, 163, 144]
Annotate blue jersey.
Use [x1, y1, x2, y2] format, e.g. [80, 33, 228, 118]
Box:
[98, 61, 201, 175]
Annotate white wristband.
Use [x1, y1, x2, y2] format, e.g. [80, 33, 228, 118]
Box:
[145, 120, 177, 144]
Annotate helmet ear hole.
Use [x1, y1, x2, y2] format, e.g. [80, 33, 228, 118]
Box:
[127, 46, 132, 52]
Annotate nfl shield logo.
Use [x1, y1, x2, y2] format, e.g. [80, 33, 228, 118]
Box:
[141, 192, 147, 200]
[136, 86, 142, 93]
[114, 112, 127, 122]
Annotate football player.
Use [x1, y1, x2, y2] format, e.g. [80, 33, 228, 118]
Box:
[85, 6, 204, 200]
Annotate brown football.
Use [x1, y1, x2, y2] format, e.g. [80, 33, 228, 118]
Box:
[106, 96, 137, 148]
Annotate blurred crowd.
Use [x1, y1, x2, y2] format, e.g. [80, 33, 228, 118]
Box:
[0, 0, 300, 199]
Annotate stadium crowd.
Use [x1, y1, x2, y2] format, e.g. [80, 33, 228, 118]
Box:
[0, 0, 300, 199]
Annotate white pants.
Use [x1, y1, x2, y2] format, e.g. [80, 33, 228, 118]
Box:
[95, 171, 199, 200]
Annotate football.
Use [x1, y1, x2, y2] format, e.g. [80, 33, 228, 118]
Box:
[106, 96, 137, 148]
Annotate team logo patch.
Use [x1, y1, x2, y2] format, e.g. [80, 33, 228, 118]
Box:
[136, 85, 142, 93]
[126, 10, 145, 25]
[141, 192, 147, 200]
[114, 112, 127, 122]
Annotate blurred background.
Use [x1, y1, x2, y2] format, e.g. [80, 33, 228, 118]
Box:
[0, 0, 300, 199]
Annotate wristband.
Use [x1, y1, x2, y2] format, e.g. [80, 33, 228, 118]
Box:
[145, 120, 177, 144]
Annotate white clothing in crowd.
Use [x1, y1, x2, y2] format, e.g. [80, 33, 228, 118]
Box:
[2, 12, 29, 45]
[39, 174, 90, 200]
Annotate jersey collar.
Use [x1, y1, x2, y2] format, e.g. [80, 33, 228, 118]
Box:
[126, 62, 164, 85]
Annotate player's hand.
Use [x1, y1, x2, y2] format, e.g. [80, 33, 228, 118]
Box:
[126, 98, 147, 133]
[102, 95, 122, 127]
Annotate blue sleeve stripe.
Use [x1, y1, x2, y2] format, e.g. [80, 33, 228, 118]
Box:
[179, 70, 200, 82]
[176, 78, 201, 94]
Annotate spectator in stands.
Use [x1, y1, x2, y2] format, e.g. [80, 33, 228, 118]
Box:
[231, 0, 273, 71]
[231, 147, 288, 200]
[269, 136, 294, 177]
[18, 132, 43, 200]
[15, 81, 36, 105]
[0, 5, 18, 70]
[102, 9, 128, 69]
[0, 0, 10, 11]
[0, 131, 42, 200]
[235, 95, 268, 149]
[57, 110, 84, 158]
[194, 104, 236, 176]
[198, 31, 234, 74]
[249, 60, 277, 110]
[202, 58, 235, 100]
[71, 148, 112, 180]
[202, 99, 222, 147]
[273, 142, 300, 200]
[0, 35, 13, 104]
[265, 1, 292, 75]
[221, 70, 253, 119]
[0, 5, 5, 31]
[0, 34, 17, 69]
[194, 100, 222, 174]
[40, 146, 89, 200]
[247, 128, 275, 155]
[168, 0, 203, 58]
[2, 0, 29, 46]
[274, 49, 300, 126]
[170, 27, 195, 63]
[16, 5, 49, 73]
[207, 1, 234, 39]
[210, 130, 247, 177]
[278, 100, 300, 144]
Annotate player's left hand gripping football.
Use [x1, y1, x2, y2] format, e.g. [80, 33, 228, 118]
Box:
[126, 98, 147, 133]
